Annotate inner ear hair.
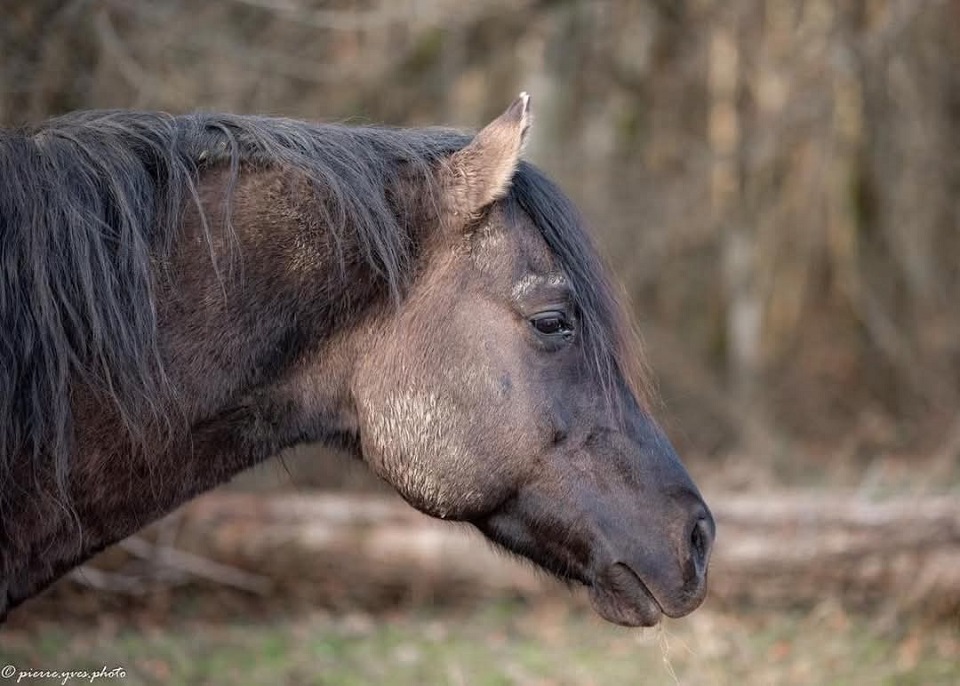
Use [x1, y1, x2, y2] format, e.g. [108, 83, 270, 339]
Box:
[446, 93, 532, 220]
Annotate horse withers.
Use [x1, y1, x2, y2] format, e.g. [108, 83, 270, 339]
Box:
[0, 94, 713, 626]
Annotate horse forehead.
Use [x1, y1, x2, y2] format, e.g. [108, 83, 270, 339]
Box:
[472, 205, 559, 280]
[511, 272, 568, 300]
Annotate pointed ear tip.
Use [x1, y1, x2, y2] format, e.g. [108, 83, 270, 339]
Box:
[505, 92, 531, 122]
[517, 91, 531, 114]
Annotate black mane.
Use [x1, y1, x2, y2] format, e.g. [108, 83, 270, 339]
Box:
[0, 110, 640, 513]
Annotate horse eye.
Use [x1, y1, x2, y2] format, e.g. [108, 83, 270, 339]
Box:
[530, 311, 573, 338]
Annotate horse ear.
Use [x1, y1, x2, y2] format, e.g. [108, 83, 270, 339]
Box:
[445, 92, 531, 218]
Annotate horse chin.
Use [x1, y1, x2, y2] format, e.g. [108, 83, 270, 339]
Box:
[587, 563, 663, 628]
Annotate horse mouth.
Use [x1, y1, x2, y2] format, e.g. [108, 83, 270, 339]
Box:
[588, 563, 663, 627]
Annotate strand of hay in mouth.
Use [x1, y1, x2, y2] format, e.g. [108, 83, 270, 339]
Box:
[657, 624, 681, 686]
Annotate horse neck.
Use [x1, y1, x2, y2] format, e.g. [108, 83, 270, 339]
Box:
[0, 162, 422, 619]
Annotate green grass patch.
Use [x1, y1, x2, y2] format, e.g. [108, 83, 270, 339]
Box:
[1, 601, 957, 685]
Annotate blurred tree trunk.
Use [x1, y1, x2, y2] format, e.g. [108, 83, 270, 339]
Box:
[710, 3, 775, 452]
[710, 10, 751, 402]
[0, 0, 92, 124]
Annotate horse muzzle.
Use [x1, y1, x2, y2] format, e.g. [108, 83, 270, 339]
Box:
[589, 501, 715, 627]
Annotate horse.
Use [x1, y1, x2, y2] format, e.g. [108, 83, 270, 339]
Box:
[0, 94, 713, 626]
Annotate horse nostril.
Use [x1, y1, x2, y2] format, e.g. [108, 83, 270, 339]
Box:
[689, 515, 713, 574]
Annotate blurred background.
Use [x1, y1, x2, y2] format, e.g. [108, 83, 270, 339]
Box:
[2, 0, 959, 684]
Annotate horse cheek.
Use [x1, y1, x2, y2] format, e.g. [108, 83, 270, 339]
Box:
[355, 340, 518, 520]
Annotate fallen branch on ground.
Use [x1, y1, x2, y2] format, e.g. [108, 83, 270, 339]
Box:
[67, 491, 960, 617]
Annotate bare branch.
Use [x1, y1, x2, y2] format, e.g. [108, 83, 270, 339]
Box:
[118, 536, 272, 595]
[224, 0, 416, 31]
[92, 8, 160, 106]
[68, 566, 148, 595]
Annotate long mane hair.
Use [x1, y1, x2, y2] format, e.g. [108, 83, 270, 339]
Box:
[0, 110, 647, 512]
